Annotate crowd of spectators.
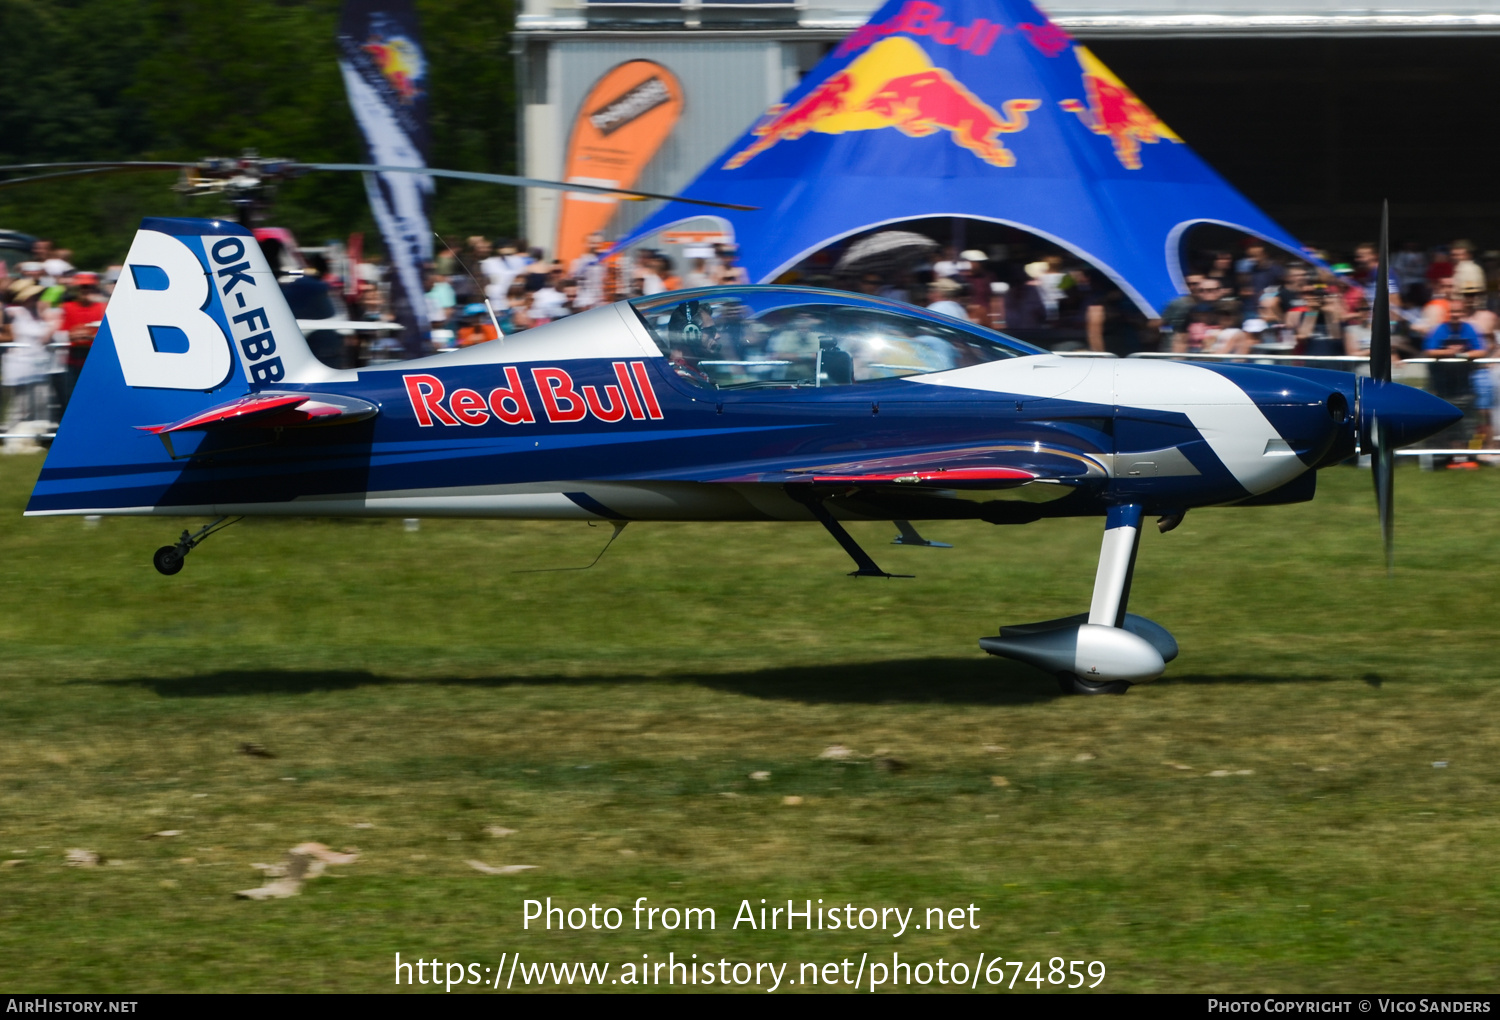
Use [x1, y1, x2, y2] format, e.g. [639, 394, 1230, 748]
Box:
[0, 239, 108, 431]
[420, 232, 750, 346]
[7, 225, 1500, 450]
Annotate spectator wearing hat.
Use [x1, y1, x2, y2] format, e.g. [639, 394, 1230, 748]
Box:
[932, 246, 969, 280]
[958, 249, 994, 325]
[3, 280, 57, 427]
[16, 262, 46, 292]
[926, 278, 969, 321]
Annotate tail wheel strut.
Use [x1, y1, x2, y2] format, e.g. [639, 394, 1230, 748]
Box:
[151, 516, 240, 576]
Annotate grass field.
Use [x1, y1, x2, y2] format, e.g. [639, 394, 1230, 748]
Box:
[1, 454, 1498, 993]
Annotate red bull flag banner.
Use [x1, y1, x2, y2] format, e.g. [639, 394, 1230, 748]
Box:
[618, 0, 1306, 315]
[338, 0, 431, 358]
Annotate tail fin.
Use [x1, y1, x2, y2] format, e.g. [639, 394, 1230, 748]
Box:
[27, 216, 346, 515]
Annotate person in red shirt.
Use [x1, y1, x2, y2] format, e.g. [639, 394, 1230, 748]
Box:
[58, 273, 105, 413]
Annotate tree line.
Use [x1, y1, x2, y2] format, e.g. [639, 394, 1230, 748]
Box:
[0, 0, 517, 267]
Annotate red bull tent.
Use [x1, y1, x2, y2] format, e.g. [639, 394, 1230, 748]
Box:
[617, 0, 1308, 316]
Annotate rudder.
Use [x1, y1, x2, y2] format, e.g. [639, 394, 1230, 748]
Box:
[26, 216, 345, 515]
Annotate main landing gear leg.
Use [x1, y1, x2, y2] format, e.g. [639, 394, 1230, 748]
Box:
[152, 516, 239, 576]
[979, 503, 1178, 694]
[788, 488, 911, 578]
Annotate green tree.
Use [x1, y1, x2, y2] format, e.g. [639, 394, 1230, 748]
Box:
[0, 0, 517, 269]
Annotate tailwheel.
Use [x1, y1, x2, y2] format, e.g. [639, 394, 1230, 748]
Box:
[153, 545, 185, 576]
[1056, 672, 1131, 696]
[148, 516, 241, 576]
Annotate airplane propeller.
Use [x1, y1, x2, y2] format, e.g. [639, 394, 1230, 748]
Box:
[1361, 201, 1395, 573]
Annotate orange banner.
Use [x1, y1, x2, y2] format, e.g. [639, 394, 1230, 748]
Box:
[555, 60, 684, 267]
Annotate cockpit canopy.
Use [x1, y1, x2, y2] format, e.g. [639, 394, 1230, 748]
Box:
[629, 286, 1044, 390]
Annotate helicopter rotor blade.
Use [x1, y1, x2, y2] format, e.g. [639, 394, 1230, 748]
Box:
[0, 161, 193, 177]
[293, 163, 757, 211]
[0, 166, 185, 190]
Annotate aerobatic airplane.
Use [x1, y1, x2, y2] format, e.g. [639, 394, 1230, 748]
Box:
[25, 216, 1459, 693]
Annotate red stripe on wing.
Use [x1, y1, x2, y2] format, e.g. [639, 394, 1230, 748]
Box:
[136, 394, 308, 434]
[805, 467, 1035, 484]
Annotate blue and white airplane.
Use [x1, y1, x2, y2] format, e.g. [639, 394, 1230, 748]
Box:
[26, 216, 1459, 693]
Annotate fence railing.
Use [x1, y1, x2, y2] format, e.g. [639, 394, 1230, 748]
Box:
[2, 344, 1494, 457]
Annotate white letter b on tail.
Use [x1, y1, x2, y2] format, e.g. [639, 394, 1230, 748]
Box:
[109, 230, 234, 391]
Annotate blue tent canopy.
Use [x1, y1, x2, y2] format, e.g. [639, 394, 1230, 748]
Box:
[617, 0, 1309, 316]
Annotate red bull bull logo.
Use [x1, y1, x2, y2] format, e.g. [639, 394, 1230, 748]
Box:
[863, 71, 1040, 167]
[724, 73, 855, 169]
[725, 37, 1038, 171]
[362, 33, 425, 104]
[1058, 46, 1180, 170]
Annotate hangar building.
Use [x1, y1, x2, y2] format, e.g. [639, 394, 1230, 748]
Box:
[514, 0, 1500, 256]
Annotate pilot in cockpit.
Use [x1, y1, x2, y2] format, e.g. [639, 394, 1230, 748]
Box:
[665, 301, 717, 359]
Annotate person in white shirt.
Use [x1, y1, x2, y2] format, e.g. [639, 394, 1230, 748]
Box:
[530, 277, 576, 323]
[569, 234, 611, 310]
[931, 246, 971, 280]
[3, 282, 57, 426]
[684, 259, 715, 290]
[633, 252, 665, 296]
[482, 244, 531, 306]
[926, 278, 970, 321]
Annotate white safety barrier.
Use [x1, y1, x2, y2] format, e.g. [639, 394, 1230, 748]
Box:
[0, 344, 1492, 456]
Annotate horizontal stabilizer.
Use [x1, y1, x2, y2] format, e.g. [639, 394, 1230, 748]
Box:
[137, 391, 378, 435]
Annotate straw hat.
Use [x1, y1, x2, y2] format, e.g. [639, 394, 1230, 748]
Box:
[8, 280, 45, 303]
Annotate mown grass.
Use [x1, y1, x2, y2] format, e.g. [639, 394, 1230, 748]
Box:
[1, 454, 1498, 993]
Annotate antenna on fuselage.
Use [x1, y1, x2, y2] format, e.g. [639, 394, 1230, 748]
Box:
[514, 521, 628, 573]
[434, 231, 505, 342]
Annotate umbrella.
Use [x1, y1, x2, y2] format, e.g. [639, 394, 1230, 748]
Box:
[834, 230, 939, 273]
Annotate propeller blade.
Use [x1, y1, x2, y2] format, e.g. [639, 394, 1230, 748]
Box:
[1372, 414, 1394, 575]
[1370, 200, 1392, 383]
[294, 163, 757, 212]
